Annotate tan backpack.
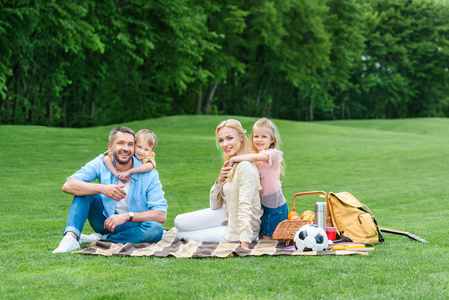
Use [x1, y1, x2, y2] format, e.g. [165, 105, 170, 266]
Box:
[326, 192, 384, 245]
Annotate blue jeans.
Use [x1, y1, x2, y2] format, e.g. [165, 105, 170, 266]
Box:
[260, 202, 288, 237]
[63, 195, 163, 244]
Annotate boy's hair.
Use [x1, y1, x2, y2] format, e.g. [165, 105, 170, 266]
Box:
[251, 118, 282, 151]
[215, 119, 251, 161]
[136, 129, 158, 148]
[109, 126, 135, 144]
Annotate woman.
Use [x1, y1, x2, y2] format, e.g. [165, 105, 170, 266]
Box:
[174, 119, 263, 249]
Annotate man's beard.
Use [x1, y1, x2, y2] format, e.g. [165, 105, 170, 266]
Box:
[112, 150, 133, 165]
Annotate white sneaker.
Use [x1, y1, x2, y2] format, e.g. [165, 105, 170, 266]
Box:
[53, 235, 80, 253]
[79, 233, 103, 244]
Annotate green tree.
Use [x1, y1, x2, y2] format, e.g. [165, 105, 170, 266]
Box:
[247, 0, 330, 118]
[0, 0, 216, 126]
[64, 0, 216, 126]
[186, 1, 248, 115]
[192, 0, 331, 119]
[354, 0, 449, 119]
[0, 1, 103, 126]
[292, 0, 366, 121]
[2, 0, 449, 126]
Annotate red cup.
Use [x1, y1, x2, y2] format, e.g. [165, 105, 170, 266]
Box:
[326, 227, 337, 241]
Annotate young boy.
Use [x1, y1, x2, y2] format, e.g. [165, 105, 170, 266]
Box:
[104, 129, 157, 182]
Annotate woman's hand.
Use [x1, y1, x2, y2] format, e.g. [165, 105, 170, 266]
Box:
[217, 161, 233, 184]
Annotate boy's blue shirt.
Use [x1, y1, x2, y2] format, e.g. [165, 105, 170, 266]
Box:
[67, 154, 167, 218]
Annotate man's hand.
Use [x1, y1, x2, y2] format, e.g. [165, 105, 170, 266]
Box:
[101, 184, 126, 201]
[104, 213, 129, 233]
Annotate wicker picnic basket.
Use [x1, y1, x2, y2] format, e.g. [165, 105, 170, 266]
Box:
[272, 191, 329, 245]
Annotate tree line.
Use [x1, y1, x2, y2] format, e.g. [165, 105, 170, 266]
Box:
[1, 0, 449, 127]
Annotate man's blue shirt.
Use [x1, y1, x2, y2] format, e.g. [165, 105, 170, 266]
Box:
[67, 154, 168, 218]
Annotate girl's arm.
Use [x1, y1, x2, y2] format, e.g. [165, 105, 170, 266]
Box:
[229, 152, 269, 166]
[103, 155, 120, 178]
[118, 161, 154, 182]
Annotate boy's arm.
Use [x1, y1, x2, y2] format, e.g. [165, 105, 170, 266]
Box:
[128, 162, 154, 175]
[229, 152, 269, 166]
[103, 155, 119, 178]
[118, 162, 154, 181]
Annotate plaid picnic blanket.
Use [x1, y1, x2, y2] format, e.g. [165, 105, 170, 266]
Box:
[73, 228, 368, 258]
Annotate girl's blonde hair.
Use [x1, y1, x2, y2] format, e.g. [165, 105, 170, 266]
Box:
[215, 119, 252, 181]
[251, 118, 282, 151]
[136, 129, 158, 149]
[251, 118, 285, 175]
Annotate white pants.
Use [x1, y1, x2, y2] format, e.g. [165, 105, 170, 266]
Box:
[174, 207, 257, 242]
[174, 207, 229, 242]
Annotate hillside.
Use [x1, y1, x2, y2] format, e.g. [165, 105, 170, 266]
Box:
[1, 116, 447, 299]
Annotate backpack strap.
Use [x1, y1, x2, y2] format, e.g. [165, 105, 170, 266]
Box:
[360, 202, 384, 243]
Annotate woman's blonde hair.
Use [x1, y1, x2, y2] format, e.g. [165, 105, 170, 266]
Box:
[251, 118, 285, 175]
[215, 119, 252, 180]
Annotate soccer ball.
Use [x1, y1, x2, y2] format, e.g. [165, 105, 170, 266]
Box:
[293, 224, 329, 252]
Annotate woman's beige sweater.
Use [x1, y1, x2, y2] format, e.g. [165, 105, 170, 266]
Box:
[210, 161, 263, 243]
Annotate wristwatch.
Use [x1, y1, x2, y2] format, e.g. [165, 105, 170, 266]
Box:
[128, 211, 134, 222]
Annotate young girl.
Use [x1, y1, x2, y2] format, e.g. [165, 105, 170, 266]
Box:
[104, 129, 157, 182]
[229, 118, 287, 239]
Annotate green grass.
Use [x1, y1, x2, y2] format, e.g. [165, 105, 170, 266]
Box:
[1, 115, 448, 299]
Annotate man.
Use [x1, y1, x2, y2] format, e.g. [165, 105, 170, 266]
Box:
[53, 126, 168, 253]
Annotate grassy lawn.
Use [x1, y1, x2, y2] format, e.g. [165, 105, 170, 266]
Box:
[1, 115, 448, 299]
